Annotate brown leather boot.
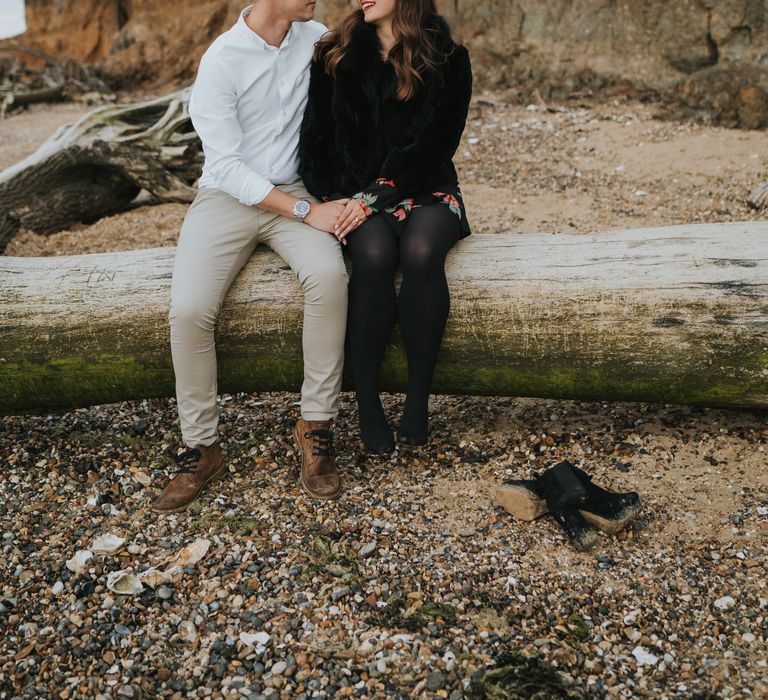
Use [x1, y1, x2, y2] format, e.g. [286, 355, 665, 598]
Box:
[151, 443, 227, 514]
[293, 418, 341, 500]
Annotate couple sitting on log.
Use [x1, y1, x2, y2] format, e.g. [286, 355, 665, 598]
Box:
[151, 0, 473, 513]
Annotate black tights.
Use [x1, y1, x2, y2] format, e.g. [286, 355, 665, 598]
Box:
[346, 203, 462, 451]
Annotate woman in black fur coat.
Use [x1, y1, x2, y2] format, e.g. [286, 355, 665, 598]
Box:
[298, 0, 473, 453]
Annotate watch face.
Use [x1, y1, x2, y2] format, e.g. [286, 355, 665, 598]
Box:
[295, 200, 310, 217]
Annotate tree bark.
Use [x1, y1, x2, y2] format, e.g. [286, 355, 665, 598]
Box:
[0, 88, 200, 252]
[1, 223, 767, 415]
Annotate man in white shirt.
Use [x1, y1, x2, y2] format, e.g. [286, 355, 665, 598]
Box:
[152, 1, 351, 514]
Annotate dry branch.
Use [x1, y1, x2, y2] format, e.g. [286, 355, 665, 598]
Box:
[0, 88, 201, 252]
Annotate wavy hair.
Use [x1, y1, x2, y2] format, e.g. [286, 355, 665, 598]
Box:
[314, 1, 448, 101]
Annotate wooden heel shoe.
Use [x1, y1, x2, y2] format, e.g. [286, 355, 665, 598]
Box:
[495, 460, 643, 535]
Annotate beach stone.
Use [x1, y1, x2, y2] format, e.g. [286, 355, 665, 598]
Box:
[332, 586, 351, 601]
[427, 671, 446, 691]
[714, 596, 736, 610]
[359, 542, 377, 558]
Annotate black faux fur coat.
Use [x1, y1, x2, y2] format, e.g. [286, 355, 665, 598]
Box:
[298, 13, 473, 236]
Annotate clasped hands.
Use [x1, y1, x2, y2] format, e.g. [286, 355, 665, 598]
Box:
[305, 198, 369, 245]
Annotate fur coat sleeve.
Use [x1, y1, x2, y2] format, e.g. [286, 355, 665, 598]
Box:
[298, 52, 340, 201]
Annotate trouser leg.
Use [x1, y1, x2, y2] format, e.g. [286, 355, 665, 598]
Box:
[259, 183, 348, 421]
[168, 188, 261, 447]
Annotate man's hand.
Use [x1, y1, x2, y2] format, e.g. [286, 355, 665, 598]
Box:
[305, 200, 350, 234]
[335, 199, 369, 244]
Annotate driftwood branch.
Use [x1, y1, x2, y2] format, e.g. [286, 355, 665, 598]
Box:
[0, 43, 109, 119]
[2, 222, 767, 415]
[0, 88, 201, 252]
[747, 181, 768, 210]
[1, 84, 66, 116]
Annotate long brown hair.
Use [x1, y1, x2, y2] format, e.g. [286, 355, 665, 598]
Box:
[315, 1, 448, 101]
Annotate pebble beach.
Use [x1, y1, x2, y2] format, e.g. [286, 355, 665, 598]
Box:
[2, 94, 767, 698]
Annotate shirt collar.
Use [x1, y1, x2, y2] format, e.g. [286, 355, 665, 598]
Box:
[236, 5, 295, 50]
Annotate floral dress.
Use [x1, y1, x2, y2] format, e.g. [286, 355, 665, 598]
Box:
[324, 178, 471, 239]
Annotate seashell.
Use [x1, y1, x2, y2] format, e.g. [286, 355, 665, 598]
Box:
[239, 631, 270, 653]
[632, 646, 659, 666]
[65, 550, 94, 573]
[172, 538, 210, 567]
[133, 471, 152, 487]
[137, 568, 172, 589]
[178, 620, 197, 643]
[163, 565, 184, 583]
[91, 534, 126, 555]
[106, 569, 144, 595]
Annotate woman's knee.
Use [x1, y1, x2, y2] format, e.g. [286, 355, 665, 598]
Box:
[399, 238, 447, 278]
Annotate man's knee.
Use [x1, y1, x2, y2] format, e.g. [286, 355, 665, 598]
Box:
[168, 296, 217, 334]
[301, 258, 349, 304]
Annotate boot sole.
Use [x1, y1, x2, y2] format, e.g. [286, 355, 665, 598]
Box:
[150, 461, 228, 515]
[494, 485, 643, 533]
[293, 425, 341, 500]
[580, 502, 643, 534]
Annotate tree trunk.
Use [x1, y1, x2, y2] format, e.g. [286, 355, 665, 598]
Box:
[2, 223, 767, 415]
[0, 88, 200, 252]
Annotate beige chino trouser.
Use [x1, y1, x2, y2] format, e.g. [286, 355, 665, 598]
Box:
[168, 182, 348, 448]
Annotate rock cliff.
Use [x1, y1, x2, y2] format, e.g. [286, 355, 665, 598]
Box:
[13, 0, 768, 126]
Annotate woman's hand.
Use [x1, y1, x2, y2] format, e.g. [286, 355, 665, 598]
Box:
[305, 199, 350, 233]
[334, 199, 369, 245]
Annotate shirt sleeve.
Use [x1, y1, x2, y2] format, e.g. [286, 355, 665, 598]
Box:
[188, 51, 275, 207]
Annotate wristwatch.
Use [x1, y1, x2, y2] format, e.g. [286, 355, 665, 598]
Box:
[293, 198, 311, 223]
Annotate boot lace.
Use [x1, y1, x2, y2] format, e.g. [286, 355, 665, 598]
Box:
[304, 429, 333, 457]
[175, 448, 202, 474]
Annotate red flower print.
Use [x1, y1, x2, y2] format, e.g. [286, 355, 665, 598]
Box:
[433, 191, 462, 218]
[375, 178, 396, 187]
[392, 208, 407, 221]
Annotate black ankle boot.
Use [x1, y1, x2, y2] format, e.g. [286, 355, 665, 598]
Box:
[495, 460, 642, 535]
[564, 461, 643, 534]
[536, 461, 600, 551]
[356, 397, 395, 454]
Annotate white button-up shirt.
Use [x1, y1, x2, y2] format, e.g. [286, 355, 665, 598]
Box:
[188, 5, 327, 206]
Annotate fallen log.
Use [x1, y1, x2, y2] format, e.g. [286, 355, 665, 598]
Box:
[0, 88, 200, 252]
[2, 222, 767, 415]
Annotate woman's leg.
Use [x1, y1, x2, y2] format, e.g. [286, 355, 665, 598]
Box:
[397, 203, 462, 443]
[346, 216, 399, 452]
